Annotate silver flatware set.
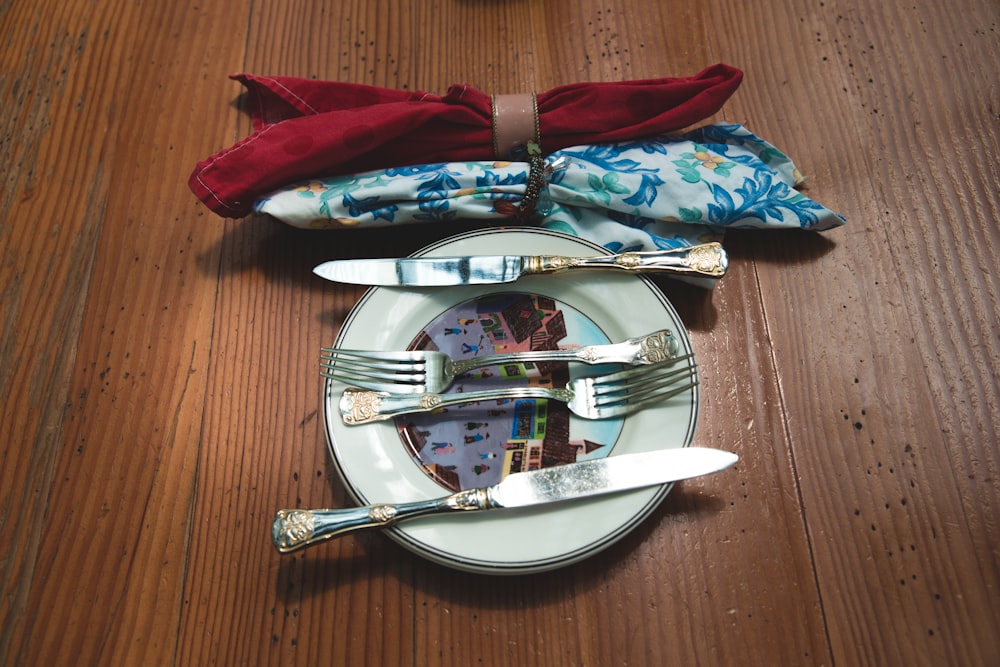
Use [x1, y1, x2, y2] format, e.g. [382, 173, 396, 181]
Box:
[270, 241, 737, 553]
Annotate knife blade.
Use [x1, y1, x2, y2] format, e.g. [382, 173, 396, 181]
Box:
[271, 446, 737, 553]
[313, 242, 728, 286]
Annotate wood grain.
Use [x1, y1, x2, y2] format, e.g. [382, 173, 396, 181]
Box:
[703, 0, 1000, 663]
[2, 0, 997, 664]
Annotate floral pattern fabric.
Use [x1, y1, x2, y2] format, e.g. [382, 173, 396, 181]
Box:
[254, 123, 844, 253]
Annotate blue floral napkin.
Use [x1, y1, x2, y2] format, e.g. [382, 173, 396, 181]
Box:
[254, 123, 844, 253]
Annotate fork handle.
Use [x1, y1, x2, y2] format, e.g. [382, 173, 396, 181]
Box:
[447, 329, 680, 375]
[340, 386, 571, 424]
[524, 242, 728, 278]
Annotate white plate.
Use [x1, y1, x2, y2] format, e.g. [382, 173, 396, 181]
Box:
[324, 228, 699, 573]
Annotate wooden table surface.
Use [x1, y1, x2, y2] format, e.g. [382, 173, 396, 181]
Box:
[3, 0, 998, 664]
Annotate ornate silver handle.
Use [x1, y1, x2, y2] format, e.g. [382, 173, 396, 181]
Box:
[340, 385, 571, 425]
[447, 328, 680, 375]
[526, 242, 728, 278]
[272, 488, 493, 553]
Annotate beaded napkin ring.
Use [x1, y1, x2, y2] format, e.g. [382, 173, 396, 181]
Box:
[515, 140, 548, 220]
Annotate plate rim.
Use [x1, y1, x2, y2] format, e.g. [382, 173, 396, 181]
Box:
[323, 226, 699, 573]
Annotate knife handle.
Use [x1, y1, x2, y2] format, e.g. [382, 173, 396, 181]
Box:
[272, 488, 492, 553]
[528, 242, 728, 278]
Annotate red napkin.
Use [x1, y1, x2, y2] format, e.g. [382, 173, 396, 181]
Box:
[189, 64, 743, 217]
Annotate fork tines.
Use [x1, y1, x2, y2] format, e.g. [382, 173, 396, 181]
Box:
[320, 349, 425, 386]
[593, 355, 698, 410]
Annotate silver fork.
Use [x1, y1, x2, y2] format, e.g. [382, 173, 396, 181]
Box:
[320, 329, 680, 394]
[337, 355, 697, 424]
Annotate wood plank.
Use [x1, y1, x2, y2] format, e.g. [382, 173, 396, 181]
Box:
[0, 0, 249, 663]
[175, 218, 417, 665]
[705, 0, 1000, 663]
[0, 0, 131, 660]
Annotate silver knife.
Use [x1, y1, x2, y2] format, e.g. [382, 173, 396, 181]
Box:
[313, 242, 728, 286]
[271, 447, 737, 553]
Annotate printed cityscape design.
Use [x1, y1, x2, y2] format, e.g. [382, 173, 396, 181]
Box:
[395, 293, 621, 492]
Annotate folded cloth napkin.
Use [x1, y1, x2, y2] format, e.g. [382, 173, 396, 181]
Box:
[188, 64, 744, 217]
[254, 123, 845, 252]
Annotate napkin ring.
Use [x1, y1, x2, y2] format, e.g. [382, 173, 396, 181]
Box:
[491, 92, 550, 220]
[491, 92, 539, 160]
[515, 141, 547, 220]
